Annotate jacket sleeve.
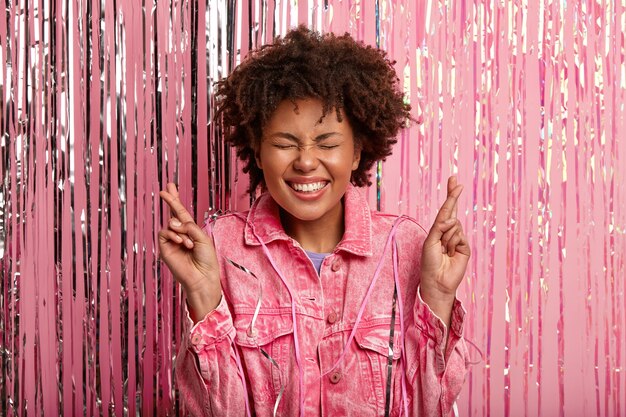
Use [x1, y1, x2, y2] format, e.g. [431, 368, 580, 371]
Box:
[408, 288, 470, 417]
[174, 295, 248, 416]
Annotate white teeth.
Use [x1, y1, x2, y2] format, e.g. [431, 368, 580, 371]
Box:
[291, 182, 326, 192]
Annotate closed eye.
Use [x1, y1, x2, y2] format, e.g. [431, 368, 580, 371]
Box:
[273, 144, 297, 149]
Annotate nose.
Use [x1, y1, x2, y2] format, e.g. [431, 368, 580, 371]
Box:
[293, 145, 319, 172]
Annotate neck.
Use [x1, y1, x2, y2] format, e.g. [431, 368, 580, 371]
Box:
[280, 202, 345, 254]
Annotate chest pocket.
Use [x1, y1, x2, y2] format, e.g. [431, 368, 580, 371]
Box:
[232, 310, 294, 406]
[354, 325, 403, 414]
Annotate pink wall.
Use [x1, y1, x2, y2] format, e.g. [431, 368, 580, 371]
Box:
[1, 0, 625, 416]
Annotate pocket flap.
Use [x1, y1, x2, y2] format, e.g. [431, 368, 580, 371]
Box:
[355, 325, 402, 360]
[233, 312, 294, 347]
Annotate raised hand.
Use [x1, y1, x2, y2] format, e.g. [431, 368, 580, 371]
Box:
[159, 183, 222, 320]
[419, 176, 471, 328]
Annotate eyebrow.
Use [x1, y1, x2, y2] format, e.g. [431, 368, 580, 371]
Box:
[268, 132, 343, 142]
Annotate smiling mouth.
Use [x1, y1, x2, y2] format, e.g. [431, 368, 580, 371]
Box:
[288, 181, 329, 193]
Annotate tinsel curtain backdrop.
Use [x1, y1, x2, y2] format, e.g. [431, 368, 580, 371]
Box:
[1, 0, 625, 416]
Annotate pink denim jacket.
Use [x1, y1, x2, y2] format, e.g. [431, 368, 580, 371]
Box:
[175, 185, 469, 416]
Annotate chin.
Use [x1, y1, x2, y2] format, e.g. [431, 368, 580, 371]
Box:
[280, 207, 325, 223]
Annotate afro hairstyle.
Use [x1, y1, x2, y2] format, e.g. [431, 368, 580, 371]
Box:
[214, 25, 412, 192]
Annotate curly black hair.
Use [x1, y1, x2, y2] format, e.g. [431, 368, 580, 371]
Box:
[215, 25, 411, 192]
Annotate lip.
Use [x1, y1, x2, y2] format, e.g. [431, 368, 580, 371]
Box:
[285, 178, 330, 201]
[286, 177, 330, 184]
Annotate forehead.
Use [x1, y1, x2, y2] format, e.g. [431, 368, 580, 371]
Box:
[264, 99, 349, 132]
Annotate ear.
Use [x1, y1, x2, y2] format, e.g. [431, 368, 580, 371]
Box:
[352, 145, 361, 171]
[254, 144, 263, 170]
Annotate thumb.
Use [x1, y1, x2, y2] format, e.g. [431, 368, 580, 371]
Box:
[186, 222, 212, 244]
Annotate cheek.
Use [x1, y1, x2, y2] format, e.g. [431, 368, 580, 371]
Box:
[340, 150, 360, 173]
[259, 151, 289, 176]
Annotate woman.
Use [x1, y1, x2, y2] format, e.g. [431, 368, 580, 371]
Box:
[159, 26, 470, 416]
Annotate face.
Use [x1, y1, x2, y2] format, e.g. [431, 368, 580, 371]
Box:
[256, 98, 361, 230]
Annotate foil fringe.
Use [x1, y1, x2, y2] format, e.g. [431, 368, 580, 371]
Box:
[0, 0, 624, 416]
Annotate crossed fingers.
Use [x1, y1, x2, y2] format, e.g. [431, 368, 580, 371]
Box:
[159, 183, 196, 249]
[434, 176, 468, 257]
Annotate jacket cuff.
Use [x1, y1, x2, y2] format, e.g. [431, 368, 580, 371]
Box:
[185, 294, 234, 353]
[414, 285, 466, 346]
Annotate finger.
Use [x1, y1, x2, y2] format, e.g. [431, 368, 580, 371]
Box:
[447, 176, 457, 195]
[447, 176, 459, 219]
[166, 182, 180, 198]
[159, 229, 184, 245]
[434, 184, 463, 224]
[168, 217, 210, 246]
[165, 220, 193, 248]
[454, 230, 471, 257]
[445, 233, 463, 257]
[424, 217, 456, 247]
[440, 221, 460, 252]
[160, 184, 195, 223]
[163, 218, 196, 249]
[158, 229, 195, 253]
[159, 227, 196, 249]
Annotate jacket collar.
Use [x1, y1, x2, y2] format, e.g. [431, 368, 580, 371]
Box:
[243, 183, 373, 256]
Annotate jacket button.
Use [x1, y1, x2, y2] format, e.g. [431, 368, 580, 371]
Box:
[330, 371, 342, 384]
[327, 311, 338, 324]
[247, 327, 258, 338]
[191, 334, 202, 345]
[331, 259, 342, 272]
